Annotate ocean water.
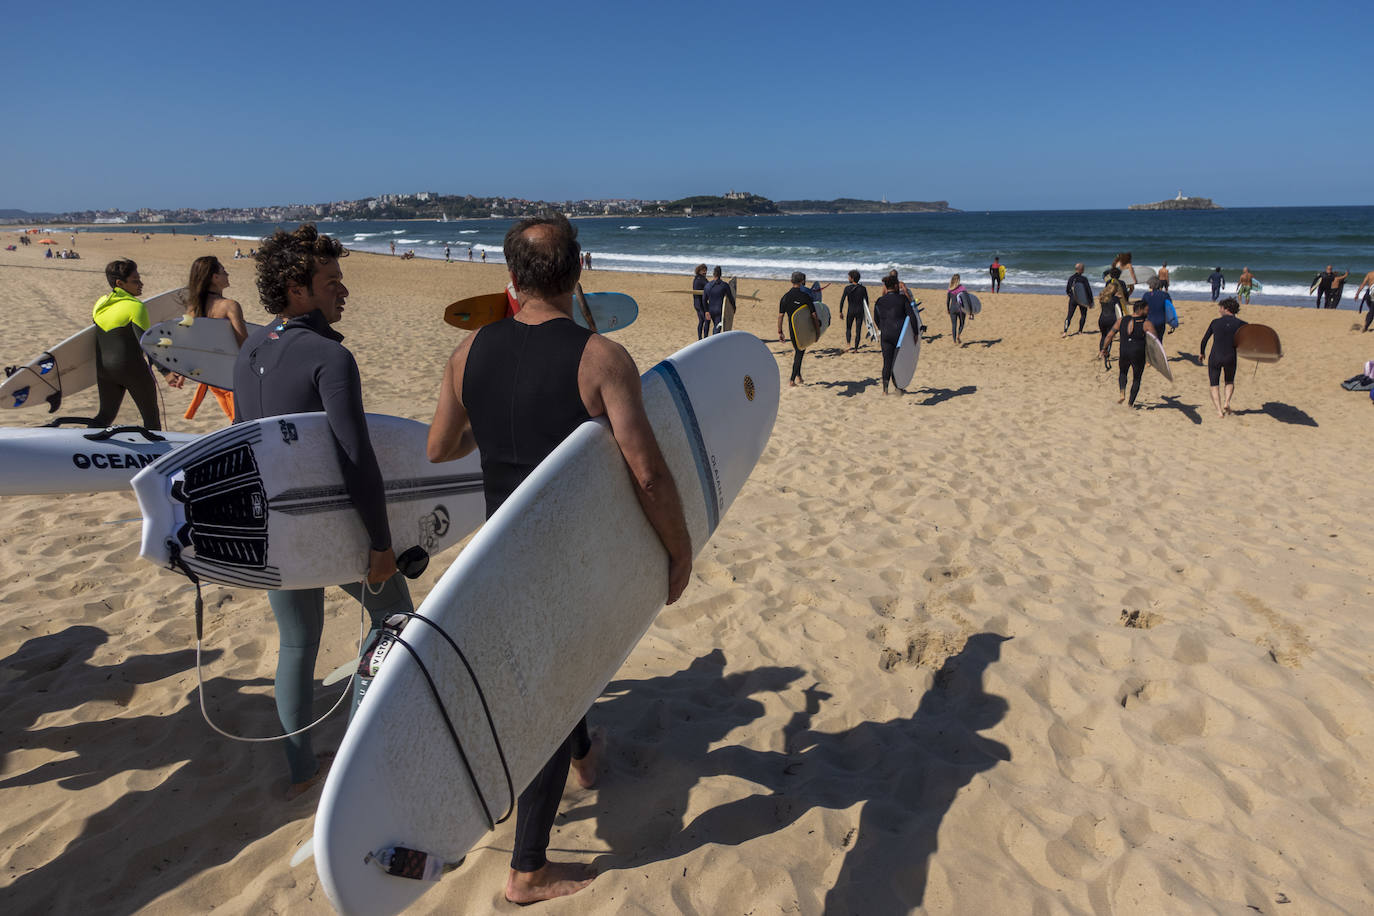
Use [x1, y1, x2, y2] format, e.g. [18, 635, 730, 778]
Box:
[162, 206, 1374, 310]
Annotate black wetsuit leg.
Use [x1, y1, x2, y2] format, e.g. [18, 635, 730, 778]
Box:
[1120, 343, 1146, 405]
[846, 311, 864, 347]
[950, 311, 966, 340]
[694, 303, 709, 339]
[1098, 316, 1116, 367]
[1077, 306, 1088, 333]
[1329, 287, 1344, 309]
[880, 339, 897, 388]
[790, 349, 805, 382]
[707, 305, 723, 334]
[1365, 306, 1374, 332]
[92, 325, 161, 429]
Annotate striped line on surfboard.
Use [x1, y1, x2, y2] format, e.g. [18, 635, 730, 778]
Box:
[649, 360, 720, 535]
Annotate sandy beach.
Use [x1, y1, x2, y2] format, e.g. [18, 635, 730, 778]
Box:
[2, 232, 1371, 914]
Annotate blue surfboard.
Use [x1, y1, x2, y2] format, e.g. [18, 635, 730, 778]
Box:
[573, 289, 639, 334]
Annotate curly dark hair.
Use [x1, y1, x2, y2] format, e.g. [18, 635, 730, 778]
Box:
[503, 215, 581, 299]
[254, 224, 347, 315]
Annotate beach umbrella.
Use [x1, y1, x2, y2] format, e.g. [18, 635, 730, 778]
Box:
[38, 239, 57, 244]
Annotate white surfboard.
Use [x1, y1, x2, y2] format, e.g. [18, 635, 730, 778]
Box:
[0, 288, 188, 412]
[140, 316, 265, 391]
[862, 300, 878, 342]
[131, 413, 485, 590]
[313, 332, 780, 916]
[718, 277, 738, 332]
[892, 304, 923, 390]
[0, 426, 198, 496]
[963, 292, 982, 316]
[1146, 333, 1173, 382]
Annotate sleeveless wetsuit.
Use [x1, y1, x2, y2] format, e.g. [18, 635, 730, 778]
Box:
[462, 315, 596, 871]
[91, 288, 160, 429]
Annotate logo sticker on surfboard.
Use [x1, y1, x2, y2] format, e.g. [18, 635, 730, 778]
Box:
[743, 376, 755, 402]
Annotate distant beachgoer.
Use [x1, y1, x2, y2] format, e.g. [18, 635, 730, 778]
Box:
[692, 264, 709, 339]
[946, 274, 968, 345]
[1158, 261, 1170, 291]
[1310, 265, 1336, 308]
[91, 259, 161, 429]
[445, 245, 451, 262]
[1355, 270, 1374, 330]
[989, 257, 1002, 293]
[585, 251, 591, 270]
[177, 255, 248, 419]
[702, 266, 735, 335]
[481, 249, 487, 263]
[1142, 277, 1173, 337]
[1113, 252, 1137, 293]
[1236, 267, 1257, 304]
[1208, 267, 1225, 301]
[1100, 299, 1157, 408]
[390, 240, 396, 256]
[778, 271, 820, 387]
[1327, 269, 1350, 309]
[1097, 267, 1131, 369]
[468, 247, 473, 261]
[1064, 262, 1092, 337]
[1199, 297, 1246, 418]
[839, 269, 870, 351]
[873, 274, 908, 393]
[45, 247, 53, 259]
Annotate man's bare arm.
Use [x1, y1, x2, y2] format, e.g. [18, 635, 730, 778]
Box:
[427, 338, 478, 463]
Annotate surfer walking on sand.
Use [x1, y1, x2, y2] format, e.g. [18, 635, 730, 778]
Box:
[839, 269, 869, 352]
[1097, 267, 1131, 369]
[1064, 262, 1092, 337]
[873, 274, 909, 393]
[90, 258, 163, 430]
[1100, 299, 1158, 408]
[778, 271, 821, 386]
[946, 274, 968, 345]
[703, 266, 735, 335]
[692, 263, 709, 339]
[427, 214, 692, 904]
[989, 256, 1003, 293]
[1355, 269, 1374, 330]
[233, 225, 416, 800]
[1199, 297, 1247, 418]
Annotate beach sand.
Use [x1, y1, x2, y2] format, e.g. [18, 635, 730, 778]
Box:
[2, 233, 1372, 914]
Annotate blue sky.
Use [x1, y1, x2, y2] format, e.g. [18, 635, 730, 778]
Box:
[5, 0, 1370, 212]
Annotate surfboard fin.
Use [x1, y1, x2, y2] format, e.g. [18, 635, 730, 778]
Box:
[289, 837, 314, 867]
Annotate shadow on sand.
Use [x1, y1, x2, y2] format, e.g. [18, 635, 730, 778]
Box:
[1148, 394, 1203, 425]
[574, 634, 1011, 913]
[910, 385, 977, 406]
[1233, 401, 1319, 426]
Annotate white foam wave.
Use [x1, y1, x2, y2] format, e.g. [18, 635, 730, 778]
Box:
[458, 230, 478, 234]
[621, 225, 641, 230]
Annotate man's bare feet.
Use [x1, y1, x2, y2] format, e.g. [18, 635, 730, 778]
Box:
[571, 729, 604, 789]
[1118, 393, 1126, 404]
[505, 862, 595, 904]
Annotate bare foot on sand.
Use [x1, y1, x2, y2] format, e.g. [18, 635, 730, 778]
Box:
[285, 752, 335, 801]
[505, 862, 595, 904]
[571, 729, 604, 789]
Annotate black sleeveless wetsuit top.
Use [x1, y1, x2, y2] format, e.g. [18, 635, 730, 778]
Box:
[1119, 315, 1147, 355]
[463, 316, 594, 518]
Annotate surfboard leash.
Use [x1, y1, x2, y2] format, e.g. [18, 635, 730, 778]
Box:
[166, 542, 366, 743]
[372, 610, 515, 830]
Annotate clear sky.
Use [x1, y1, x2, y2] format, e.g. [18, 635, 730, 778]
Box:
[5, 0, 1370, 213]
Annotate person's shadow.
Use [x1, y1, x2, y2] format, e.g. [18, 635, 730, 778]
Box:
[1148, 395, 1203, 425]
[1233, 401, 1318, 426]
[959, 338, 1002, 349]
[912, 385, 977, 406]
[815, 378, 880, 398]
[1, 631, 336, 915]
[584, 634, 1011, 913]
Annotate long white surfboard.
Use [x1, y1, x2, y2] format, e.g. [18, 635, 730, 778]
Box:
[313, 331, 780, 916]
[0, 288, 188, 412]
[140, 316, 265, 391]
[131, 413, 485, 589]
[0, 426, 198, 496]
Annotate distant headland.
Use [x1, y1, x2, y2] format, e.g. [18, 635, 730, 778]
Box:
[1129, 192, 1222, 211]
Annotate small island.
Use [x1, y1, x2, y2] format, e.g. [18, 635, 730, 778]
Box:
[1129, 192, 1222, 211]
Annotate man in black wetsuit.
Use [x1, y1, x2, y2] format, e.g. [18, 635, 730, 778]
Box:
[702, 266, 736, 334]
[232, 224, 415, 798]
[426, 214, 691, 905]
[1199, 297, 1247, 418]
[1311, 265, 1336, 309]
[873, 274, 909, 393]
[839, 269, 869, 352]
[1208, 267, 1225, 302]
[1063, 263, 1092, 337]
[778, 271, 821, 387]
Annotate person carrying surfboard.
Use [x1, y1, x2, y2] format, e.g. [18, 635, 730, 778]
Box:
[873, 274, 909, 393]
[1097, 267, 1131, 369]
[703, 266, 735, 336]
[90, 259, 163, 430]
[778, 271, 821, 386]
[1064, 263, 1092, 337]
[427, 214, 692, 904]
[1100, 299, 1158, 408]
[175, 255, 249, 420]
[989, 256, 1003, 293]
[1236, 267, 1258, 304]
[1199, 297, 1247, 418]
[946, 274, 969, 345]
[233, 224, 416, 799]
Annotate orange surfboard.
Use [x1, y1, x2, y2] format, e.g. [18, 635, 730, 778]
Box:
[443, 292, 511, 330]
